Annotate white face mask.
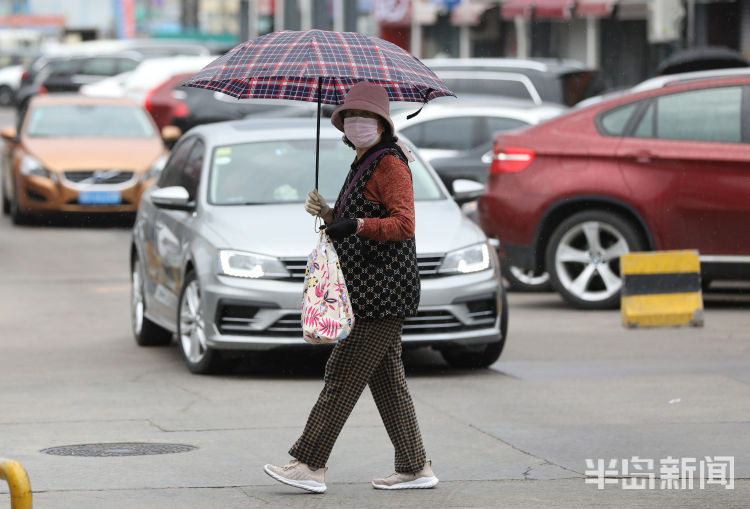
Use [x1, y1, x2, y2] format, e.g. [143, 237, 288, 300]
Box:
[344, 117, 381, 149]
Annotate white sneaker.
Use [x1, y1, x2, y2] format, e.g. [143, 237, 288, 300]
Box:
[264, 459, 327, 493]
[372, 460, 439, 490]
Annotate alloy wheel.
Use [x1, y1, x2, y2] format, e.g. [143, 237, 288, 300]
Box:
[131, 259, 144, 336]
[553, 220, 631, 303]
[179, 280, 208, 364]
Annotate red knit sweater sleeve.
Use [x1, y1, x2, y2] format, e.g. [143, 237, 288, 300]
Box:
[357, 155, 416, 242]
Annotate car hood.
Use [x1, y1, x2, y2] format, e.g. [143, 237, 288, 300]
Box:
[23, 137, 166, 171]
[202, 199, 486, 258]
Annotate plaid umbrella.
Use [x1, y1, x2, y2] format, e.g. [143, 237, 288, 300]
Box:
[183, 30, 455, 188]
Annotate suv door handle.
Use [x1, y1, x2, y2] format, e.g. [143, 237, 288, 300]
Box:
[623, 150, 654, 163]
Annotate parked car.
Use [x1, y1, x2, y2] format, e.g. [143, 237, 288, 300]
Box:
[423, 58, 604, 107]
[478, 72, 750, 309]
[80, 56, 216, 105]
[130, 118, 507, 374]
[0, 65, 23, 106]
[1, 94, 178, 223]
[392, 99, 563, 291]
[393, 99, 565, 186]
[15, 53, 144, 120]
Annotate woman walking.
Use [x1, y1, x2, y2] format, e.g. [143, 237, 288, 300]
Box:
[263, 81, 437, 493]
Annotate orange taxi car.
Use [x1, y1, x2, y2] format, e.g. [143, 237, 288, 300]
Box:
[1, 94, 180, 223]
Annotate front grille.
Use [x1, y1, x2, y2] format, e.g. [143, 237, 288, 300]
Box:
[281, 254, 446, 282]
[231, 300, 497, 338]
[64, 170, 134, 185]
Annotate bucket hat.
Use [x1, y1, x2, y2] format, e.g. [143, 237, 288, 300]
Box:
[331, 81, 395, 134]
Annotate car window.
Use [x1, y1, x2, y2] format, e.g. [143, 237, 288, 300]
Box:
[417, 118, 477, 151]
[600, 103, 639, 136]
[117, 58, 140, 73]
[79, 58, 119, 76]
[26, 104, 155, 138]
[440, 77, 534, 101]
[635, 86, 743, 143]
[45, 59, 80, 77]
[181, 140, 204, 200]
[633, 103, 654, 138]
[208, 139, 443, 205]
[399, 125, 423, 146]
[486, 117, 529, 136]
[158, 137, 196, 188]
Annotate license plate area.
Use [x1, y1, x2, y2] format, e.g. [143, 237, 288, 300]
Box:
[78, 191, 122, 205]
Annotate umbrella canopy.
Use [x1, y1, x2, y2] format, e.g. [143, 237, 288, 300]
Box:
[183, 29, 454, 104]
[183, 30, 455, 189]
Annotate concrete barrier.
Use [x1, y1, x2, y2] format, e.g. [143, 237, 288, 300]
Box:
[620, 250, 704, 328]
[0, 458, 32, 509]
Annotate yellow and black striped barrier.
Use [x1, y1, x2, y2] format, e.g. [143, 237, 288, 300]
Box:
[620, 250, 704, 328]
[0, 458, 32, 509]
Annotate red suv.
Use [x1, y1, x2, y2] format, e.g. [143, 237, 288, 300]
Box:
[478, 72, 750, 309]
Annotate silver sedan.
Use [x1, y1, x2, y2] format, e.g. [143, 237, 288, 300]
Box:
[129, 118, 508, 374]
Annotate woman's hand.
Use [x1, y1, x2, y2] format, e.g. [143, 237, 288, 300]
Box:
[323, 218, 358, 241]
[304, 190, 332, 222]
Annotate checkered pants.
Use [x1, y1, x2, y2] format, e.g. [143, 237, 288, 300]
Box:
[289, 316, 427, 473]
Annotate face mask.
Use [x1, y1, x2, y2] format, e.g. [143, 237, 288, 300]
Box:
[344, 117, 381, 148]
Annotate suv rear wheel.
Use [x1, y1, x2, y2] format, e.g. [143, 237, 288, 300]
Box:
[545, 210, 645, 309]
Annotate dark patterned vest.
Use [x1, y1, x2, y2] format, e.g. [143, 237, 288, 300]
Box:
[331, 142, 421, 319]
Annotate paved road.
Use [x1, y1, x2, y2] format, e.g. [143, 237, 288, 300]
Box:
[1, 107, 749, 508]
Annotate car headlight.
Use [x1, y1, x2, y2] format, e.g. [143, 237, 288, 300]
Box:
[140, 155, 168, 183]
[438, 243, 491, 275]
[20, 155, 57, 182]
[218, 250, 290, 279]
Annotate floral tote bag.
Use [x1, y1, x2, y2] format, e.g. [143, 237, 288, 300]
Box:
[301, 232, 354, 344]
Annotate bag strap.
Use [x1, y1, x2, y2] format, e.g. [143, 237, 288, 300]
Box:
[335, 148, 389, 219]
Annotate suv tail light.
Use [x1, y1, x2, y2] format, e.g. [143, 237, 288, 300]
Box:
[490, 146, 535, 174]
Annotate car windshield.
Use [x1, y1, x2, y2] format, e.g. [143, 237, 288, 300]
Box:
[209, 139, 444, 205]
[26, 104, 156, 138]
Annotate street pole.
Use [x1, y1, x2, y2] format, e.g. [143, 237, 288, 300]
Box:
[333, 0, 344, 32]
[410, 0, 421, 58]
[240, 0, 258, 41]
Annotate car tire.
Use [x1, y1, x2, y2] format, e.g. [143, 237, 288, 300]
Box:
[545, 210, 645, 310]
[0, 86, 13, 106]
[441, 291, 509, 369]
[177, 270, 228, 374]
[9, 184, 28, 225]
[2, 181, 10, 215]
[131, 257, 173, 346]
[502, 264, 551, 292]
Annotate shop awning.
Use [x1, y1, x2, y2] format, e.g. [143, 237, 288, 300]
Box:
[576, 0, 616, 17]
[501, 0, 574, 20]
[500, 0, 615, 20]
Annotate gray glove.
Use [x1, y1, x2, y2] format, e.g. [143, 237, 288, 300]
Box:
[304, 189, 332, 218]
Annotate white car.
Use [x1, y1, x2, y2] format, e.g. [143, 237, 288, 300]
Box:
[80, 56, 216, 104]
[0, 65, 23, 106]
[130, 118, 508, 374]
[392, 99, 565, 183]
[393, 100, 564, 292]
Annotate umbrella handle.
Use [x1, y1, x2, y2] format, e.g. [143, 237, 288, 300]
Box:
[315, 76, 322, 191]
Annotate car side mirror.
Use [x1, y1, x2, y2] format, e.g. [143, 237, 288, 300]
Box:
[1, 126, 18, 141]
[151, 186, 195, 211]
[161, 125, 182, 142]
[451, 178, 485, 205]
